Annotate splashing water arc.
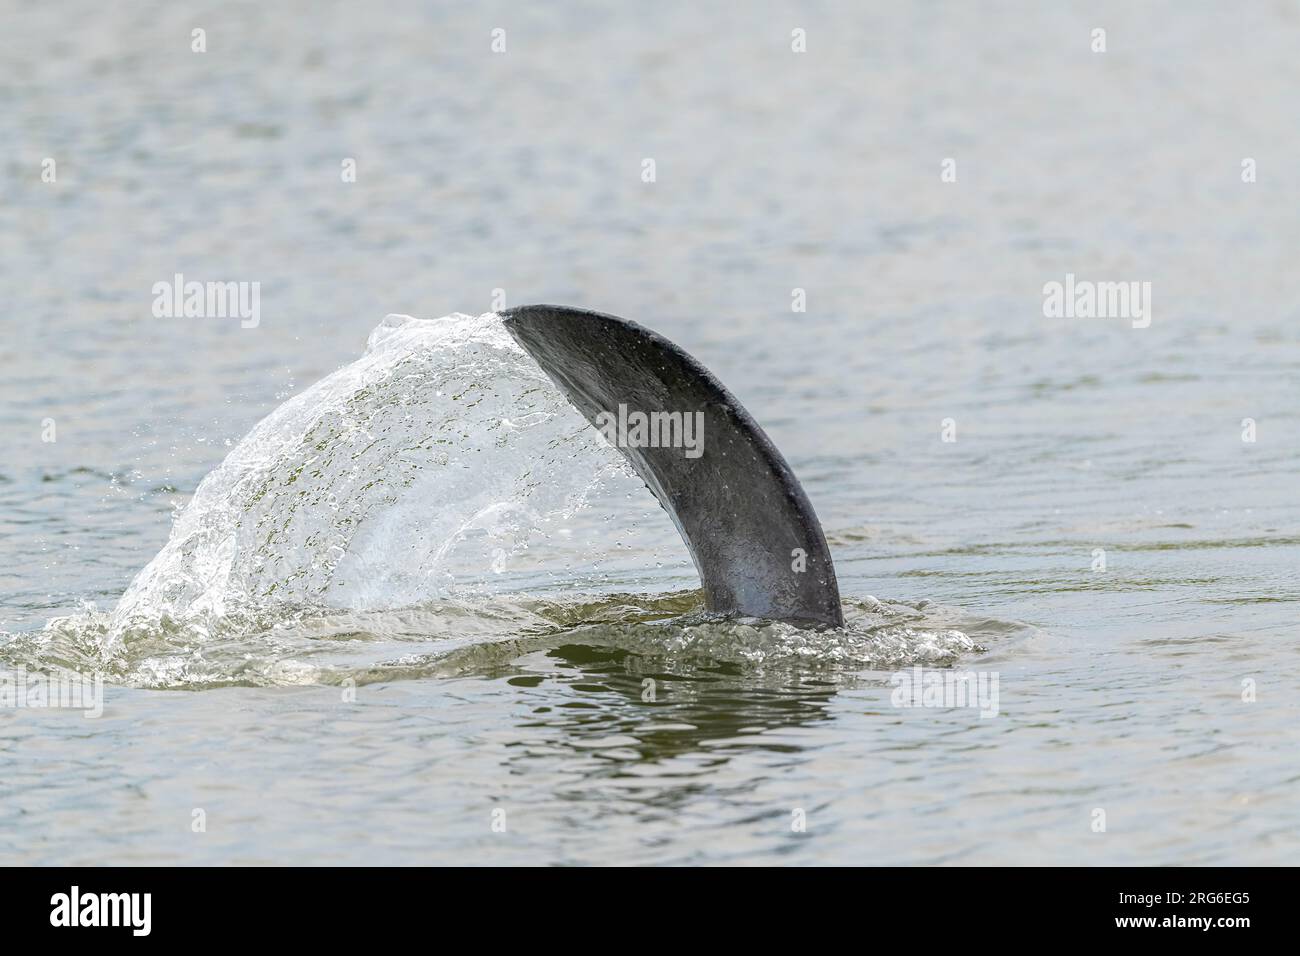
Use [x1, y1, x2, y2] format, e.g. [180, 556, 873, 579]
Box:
[111, 312, 634, 632]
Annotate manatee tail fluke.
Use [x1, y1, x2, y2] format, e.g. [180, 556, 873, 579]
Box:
[501, 305, 843, 628]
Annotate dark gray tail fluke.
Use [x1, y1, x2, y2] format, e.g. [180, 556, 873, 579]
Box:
[501, 305, 843, 629]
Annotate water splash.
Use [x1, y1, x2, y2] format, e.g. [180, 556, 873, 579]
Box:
[111, 312, 632, 635]
[1, 312, 991, 688]
[5, 594, 983, 690]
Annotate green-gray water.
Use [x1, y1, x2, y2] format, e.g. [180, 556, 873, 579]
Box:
[2, 0, 1298, 865]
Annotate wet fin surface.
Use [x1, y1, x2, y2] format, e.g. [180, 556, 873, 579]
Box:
[502, 305, 843, 628]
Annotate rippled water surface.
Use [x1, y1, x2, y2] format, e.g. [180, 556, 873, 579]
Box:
[2, 1, 1299, 865]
